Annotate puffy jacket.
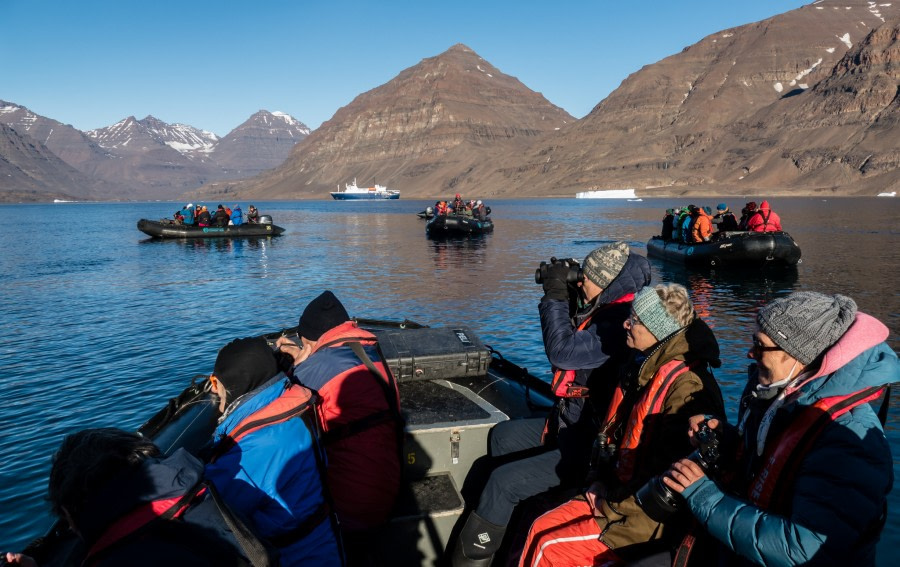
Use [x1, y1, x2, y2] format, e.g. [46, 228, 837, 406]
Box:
[538, 253, 651, 478]
[231, 207, 243, 226]
[682, 313, 896, 566]
[692, 209, 713, 242]
[205, 375, 341, 566]
[594, 317, 724, 551]
[180, 207, 195, 225]
[78, 449, 254, 567]
[292, 322, 402, 531]
[746, 201, 782, 232]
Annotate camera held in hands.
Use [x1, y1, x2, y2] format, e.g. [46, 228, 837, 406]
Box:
[635, 419, 722, 522]
[534, 257, 584, 285]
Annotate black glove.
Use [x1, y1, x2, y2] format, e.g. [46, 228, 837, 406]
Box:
[542, 262, 572, 301]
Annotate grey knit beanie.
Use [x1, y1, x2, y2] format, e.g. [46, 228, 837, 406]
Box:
[757, 292, 857, 365]
[632, 286, 682, 341]
[582, 242, 629, 289]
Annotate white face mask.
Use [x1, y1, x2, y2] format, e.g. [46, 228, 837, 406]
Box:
[754, 360, 800, 400]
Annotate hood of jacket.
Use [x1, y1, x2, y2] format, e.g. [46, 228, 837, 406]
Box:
[595, 253, 652, 306]
[635, 316, 721, 387]
[758, 201, 771, 211]
[77, 448, 204, 546]
[790, 312, 896, 405]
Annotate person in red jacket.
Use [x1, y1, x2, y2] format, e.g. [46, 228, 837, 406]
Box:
[746, 200, 782, 232]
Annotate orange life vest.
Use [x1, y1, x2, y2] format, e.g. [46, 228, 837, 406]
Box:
[601, 359, 698, 482]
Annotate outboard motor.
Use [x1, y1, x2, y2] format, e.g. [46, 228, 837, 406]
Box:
[259, 215, 273, 225]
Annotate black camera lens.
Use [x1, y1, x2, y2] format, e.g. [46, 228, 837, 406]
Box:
[635, 476, 682, 523]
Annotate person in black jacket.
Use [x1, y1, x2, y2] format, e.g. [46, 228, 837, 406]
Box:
[212, 205, 230, 227]
[5, 428, 264, 567]
[712, 203, 738, 232]
[451, 242, 651, 566]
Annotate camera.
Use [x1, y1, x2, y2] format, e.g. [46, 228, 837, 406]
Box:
[635, 420, 722, 522]
[534, 257, 583, 285]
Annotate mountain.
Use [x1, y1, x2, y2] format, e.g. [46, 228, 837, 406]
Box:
[212, 110, 310, 177]
[0, 104, 309, 201]
[0, 123, 104, 202]
[191, 44, 573, 200]
[452, 0, 899, 196]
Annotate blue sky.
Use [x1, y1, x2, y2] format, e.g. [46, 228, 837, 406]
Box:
[3, 0, 811, 136]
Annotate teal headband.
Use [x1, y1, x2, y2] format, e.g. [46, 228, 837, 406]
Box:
[632, 286, 683, 341]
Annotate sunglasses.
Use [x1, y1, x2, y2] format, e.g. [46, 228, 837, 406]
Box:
[751, 336, 783, 357]
[625, 312, 643, 328]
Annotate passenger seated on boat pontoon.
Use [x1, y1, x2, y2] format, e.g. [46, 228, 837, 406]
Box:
[246, 205, 260, 223]
[746, 200, 782, 232]
[230, 204, 243, 226]
[179, 203, 195, 225]
[205, 336, 342, 566]
[661, 208, 676, 241]
[713, 203, 738, 232]
[738, 201, 758, 230]
[452, 193, 465, 211]
[473, 200, 488, 220]
[451, 243, 651, 567]
[173, 210, 184, 225]
[275, 291, 402, 565]
[196, 206, 211, 227]
[212, 205, 230, 228]
[3, 428, 263, 567]
[692, 206, 713, 243]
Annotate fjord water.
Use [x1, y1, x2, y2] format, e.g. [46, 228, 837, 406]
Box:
[1, 198, 897, 561]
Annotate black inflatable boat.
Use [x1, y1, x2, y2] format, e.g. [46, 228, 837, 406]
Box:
[647, 231, 801, 268]
[425, 214, 493, 237]
[137, 218, 285, 239]
[19, 319, 551, 566]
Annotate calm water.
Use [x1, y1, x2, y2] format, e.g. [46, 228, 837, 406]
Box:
[0, 198, 897, 561]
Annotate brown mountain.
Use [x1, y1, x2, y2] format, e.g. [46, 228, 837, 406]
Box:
[456, 0, 899, 196]
[192, 44, 574, 200]
[213, 110, 310, 177]
[0, 123, 104, 202]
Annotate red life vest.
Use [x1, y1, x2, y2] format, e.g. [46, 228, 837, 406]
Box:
[748, 386, 887, 511]
[601, 359, 697, 482]
[306, 322, 403, 530]
[548, 293, 635, 399]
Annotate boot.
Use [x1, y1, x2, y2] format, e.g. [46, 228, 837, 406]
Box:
[450, 512, 506, 567]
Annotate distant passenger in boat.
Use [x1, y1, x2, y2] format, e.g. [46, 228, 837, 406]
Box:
[230, 204, 243, 226]
[681, 205, 698, 242]
[205, 336, 342, 566]
[196, 206, 211, 227]
[450, 243, 651, 566]
[246, 205, 260, 224]
[661, 208, 676, 241]
[746, 200, 782, 232]
[673, 207, 689, 241]
[212, 205, 230, 228]
[692, 206, 713, 243]
[713, 203, 738, 232]
[738, 201, 758, 230]
[473, 199, 488, 220]
[3, 428, 266, 567]
[180, 203, 195, 225]
[173, 210, 184, 225]
[275, 291, 402, 564]
[661, 291, 895, 566]
[452, 193, 465, 212]
[519, 284, 725, 567]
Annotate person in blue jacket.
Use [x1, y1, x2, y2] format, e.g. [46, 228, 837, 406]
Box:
[180, 203, 195, 225]
[205, 336, 342, 567]
[451, 242, 652, 566]
[663, 291, 897, 566]
[230, 205, 243, 226]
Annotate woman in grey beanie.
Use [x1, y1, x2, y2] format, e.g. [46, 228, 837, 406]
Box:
[663, 291, 897, 566]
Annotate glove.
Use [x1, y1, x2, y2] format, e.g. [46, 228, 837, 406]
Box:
[542, 261, 572, 301]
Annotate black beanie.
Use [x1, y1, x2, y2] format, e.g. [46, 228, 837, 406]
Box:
[298, 291, 350, 341]
[213, 337, 279, 401]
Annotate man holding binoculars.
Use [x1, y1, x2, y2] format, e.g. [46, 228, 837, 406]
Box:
[452, 242, 651, 566]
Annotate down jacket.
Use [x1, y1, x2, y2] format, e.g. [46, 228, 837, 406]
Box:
[682, 313, 897, 566]
[205, 375, 341, 566]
